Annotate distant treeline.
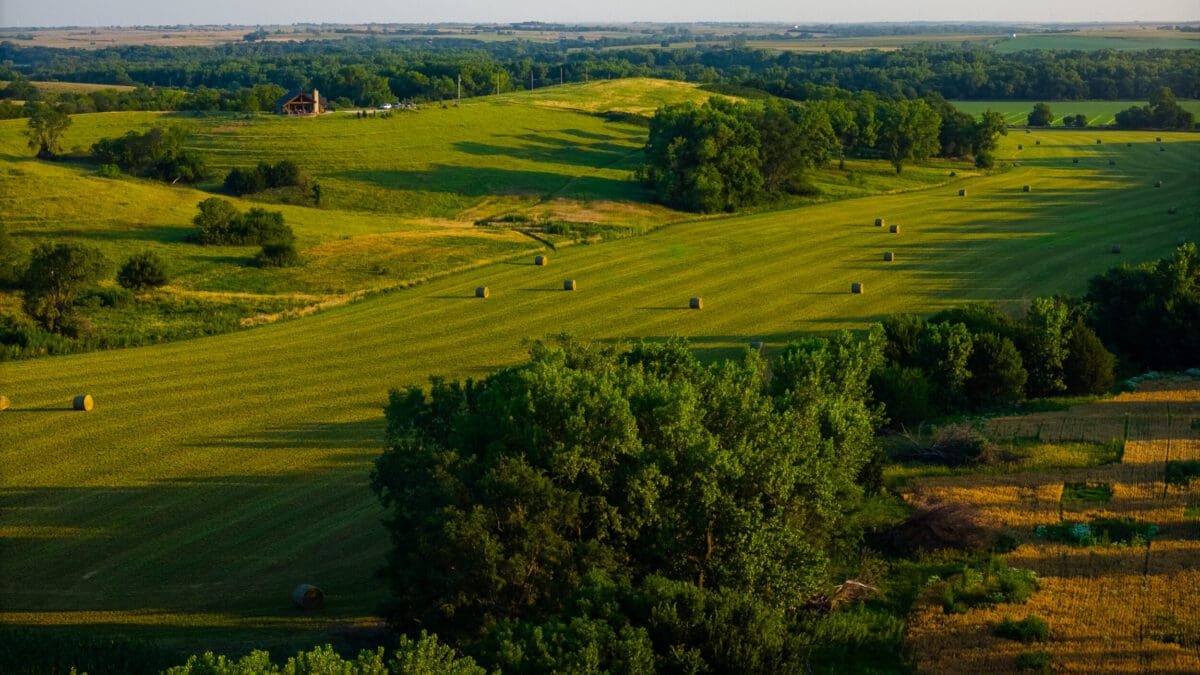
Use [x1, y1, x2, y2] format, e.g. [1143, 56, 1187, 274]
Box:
[1, 40, 1197, 110]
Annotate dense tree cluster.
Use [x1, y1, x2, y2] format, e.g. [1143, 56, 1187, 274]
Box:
[1115, 87, 1196, 130]
[20, 243, 109, 334]
[873, 300, 1115, 427]
[192, 198, 294, 247]
[639, 93, 1004, 211]
[91, 125, 207, 183]
[1086, 242, 1199, 370]
[372, 336, 884, 671]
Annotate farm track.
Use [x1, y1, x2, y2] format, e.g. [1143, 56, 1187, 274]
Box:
[0, 129, 1197, 652]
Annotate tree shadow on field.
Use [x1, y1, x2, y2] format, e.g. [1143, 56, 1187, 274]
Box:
[196, 418, 386, 452]
[453, 135, 632, 168]
[334, 165, 643, 203]
[57, 224, 192, 244]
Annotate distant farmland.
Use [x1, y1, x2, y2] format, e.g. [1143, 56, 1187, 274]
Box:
[951, 100, 1200, 127]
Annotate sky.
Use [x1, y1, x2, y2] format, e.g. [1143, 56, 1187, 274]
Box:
[1, 1, 1197, 28]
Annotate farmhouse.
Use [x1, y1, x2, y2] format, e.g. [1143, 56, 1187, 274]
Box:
[275, 89, 327, 116]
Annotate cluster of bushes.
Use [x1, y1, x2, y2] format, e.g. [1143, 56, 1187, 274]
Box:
[165, 637, 482, 675]
[91, 124, 207, 183]
[1034, 517, 1158, 547]
[872, 299, 1115, 427]
[192, 198, 300, 267]
[937, 556, 1039, 614]
[224, 160, 305, 196]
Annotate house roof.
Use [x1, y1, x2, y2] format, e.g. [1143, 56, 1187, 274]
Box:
[274, 90, 330, 110]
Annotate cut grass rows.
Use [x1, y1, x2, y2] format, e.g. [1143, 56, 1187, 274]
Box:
[0, 129, 1196, 653]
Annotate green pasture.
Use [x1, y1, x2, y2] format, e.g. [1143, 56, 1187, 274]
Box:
[993, 32, 1200, 52]
[951, 100, 1200, 127]
[1, 128, 1197, 654]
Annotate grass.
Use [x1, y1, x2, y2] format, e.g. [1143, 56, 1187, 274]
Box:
[0, 89, 1198, 653]
[993, 32, 1200, 52]
[1060, 482, 1113, 505]
[951, 100, 1200, 127]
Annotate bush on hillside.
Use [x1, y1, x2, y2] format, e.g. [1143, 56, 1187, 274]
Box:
[255, 242, 300, 268]
[224, 160, 305, 196]
[117, 251, 169, 291]
[193, 198, 293, 246]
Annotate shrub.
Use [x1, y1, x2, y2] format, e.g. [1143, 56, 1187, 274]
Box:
[1165, 460, 1200, 487]
[1061, 482, 1112, 505]
[255, 242, 300, 268]
[940, 556, 1038, 614]
[974, 150, 995, 169]
[1015, 651, 1054, 672]
[193, 198, 293, 246]
[224, 160, 305, 195]
[96, 163, 121, 178]
[996, 616, 1050, 643]
[1035, 517, 1158, 546]
[117, 251, 169, 291]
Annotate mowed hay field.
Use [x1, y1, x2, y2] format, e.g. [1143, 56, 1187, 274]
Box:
[1, 119, 1198, 653]
[952, 100, 1200, 128]
[904, 378, 1200, 673]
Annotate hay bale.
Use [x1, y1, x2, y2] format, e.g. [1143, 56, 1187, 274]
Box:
[749, 341, 763, 352]
[73, 395, 93, 412]
[534, 255, 548, 266]
[889, 224, 900, 233]
[1072, 158, 1080, 164]
[851, 282, 863, 294]
[689, 297, 703, 310]
[1126, 143, 1132, 147]
[1155, 180, 1162, 188]
[1168, 207, 1177, 215]
[883, 251, 894, 262]
[1012, 162, 1020, 167]
[1157, 136, 1162, 142]
[0, 395, 9, 411]
[958, 189, 966, 197]
[1111, 244, 1121, 254]
[1109, 159, 1116, 166]
[1160, 146, 1166, 152]
[875, 217, 885, 227]
[1017, 144, 1023, 150]
[292, 584, 324, 610]
[1096, 139, 1102, 144]
[475, 286, 489, 298]
[1022, 185, 1031, 192]
[1035, 139, 1040, 145]
[563, 279, 577, 291]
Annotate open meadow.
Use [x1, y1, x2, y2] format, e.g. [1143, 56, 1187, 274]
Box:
[1, 78, 1199, 658]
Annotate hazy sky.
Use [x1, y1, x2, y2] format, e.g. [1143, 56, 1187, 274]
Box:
[2, 1, 1197, 27]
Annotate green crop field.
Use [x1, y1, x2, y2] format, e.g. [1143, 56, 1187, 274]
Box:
[1, 80, 1199, 657]
[951, 100, 1200, 127]
[993, 32, 1200, 52]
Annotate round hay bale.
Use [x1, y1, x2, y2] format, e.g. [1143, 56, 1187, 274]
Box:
[1126, 143, 1132, 147]
[749, 341, 764, 352]
[883, 251, 894, 262]
[889, 224, 900, 233]
[1072, 158, 1079, 164]
[1156, 136, 1162, 142]
[1096, 139, 1102, 144]
[958, 189, 966, 197]
[1022, 185, 1031, 192]
[73, 395, 93, 412]
[1017, 144, 1023, 150]
[875, 217, 885, 227]
[1155, 180, 1162, 188]
[1168, 207, 1177, 215]
[1108, 159, 1116, 166]
[689, 297, 703, 310]
[563, 279, 577, 291]
[0, 395, 9, 411]
[1035, 140, 1040, 145]
[292, 584, 324, 610]
[534, 255, 548, 266]
[1160, 146, 1166, 152]
[1012, 161, 1020, 167]
[851, 282, 864, 294]
[1111, 244, 1121, 254]
[475, 286, 489, 298]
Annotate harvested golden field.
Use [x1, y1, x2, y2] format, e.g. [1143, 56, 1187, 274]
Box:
[905, 378, 1200, 673]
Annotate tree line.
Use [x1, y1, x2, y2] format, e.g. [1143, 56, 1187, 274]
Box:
[3, 39, 1198, 110]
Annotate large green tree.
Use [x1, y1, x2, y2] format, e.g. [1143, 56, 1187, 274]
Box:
[1027, 102, 1053, 126]
[877, 99, 941, 173]
[21, 242, 109, 332]
[25, 103, 72, 158]
[372, 336, 884, 669]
